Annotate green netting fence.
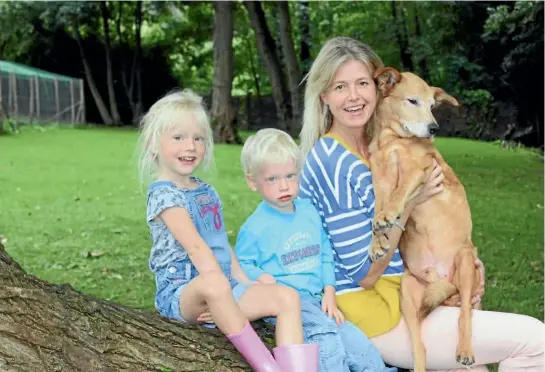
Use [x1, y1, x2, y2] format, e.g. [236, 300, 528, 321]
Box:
[0, 60, 85, 124]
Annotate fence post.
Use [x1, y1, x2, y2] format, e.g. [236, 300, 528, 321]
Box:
[29, 78, 34, 120]
[78, 79, 85, 124]
[54, 78, 60, 121]
[35, 76, 40, 120]
[10, 73, 18, 117]
[70, 79, 75, 124]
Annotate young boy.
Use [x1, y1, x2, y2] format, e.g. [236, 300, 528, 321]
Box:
[235, 128, 396, 372]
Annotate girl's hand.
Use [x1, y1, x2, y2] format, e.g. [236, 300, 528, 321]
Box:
[197, 309, 214, 324]
[442, 258, 486, 307]
[322, 288, 345, 325]
[409, 159, 445, 205]
[257, 273, 276, 284]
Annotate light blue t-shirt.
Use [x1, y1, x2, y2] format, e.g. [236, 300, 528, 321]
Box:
[146, 179, 232, 274]
[234, 198, 336, 300]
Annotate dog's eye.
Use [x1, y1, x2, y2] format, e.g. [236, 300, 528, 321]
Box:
[407, 98, 418, 106]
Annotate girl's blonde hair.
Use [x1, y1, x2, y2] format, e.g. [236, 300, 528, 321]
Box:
[299, 36, 384, 157]
[241, 128, 300, 178]
[137, 89, 214, 185]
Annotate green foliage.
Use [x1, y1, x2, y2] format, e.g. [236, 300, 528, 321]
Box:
[0, 128, 543, 321]
[459, 89, 496, 139]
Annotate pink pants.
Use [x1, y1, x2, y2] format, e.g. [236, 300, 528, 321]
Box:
[371, 306, 545, 372]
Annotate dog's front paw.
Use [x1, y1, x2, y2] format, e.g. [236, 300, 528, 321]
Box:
[370, 236, 390, 261]
[373, 210, 401, 234]
[456, 345, 475, 366]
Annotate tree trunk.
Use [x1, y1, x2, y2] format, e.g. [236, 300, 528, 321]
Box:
[211, 1, 240, 144]
[0, 242, 274, 371]
[243, 36, 261, 98]
[297, 1, 311, 77]
[277, 1, 303, 135]
[244, 1, 292, 133]
[100, 1, 122, 125]
[73, 22, 113, 126]
[391, 2, 414, 72]
[133, 0, 144, 124]
[413, 4, 430, 82]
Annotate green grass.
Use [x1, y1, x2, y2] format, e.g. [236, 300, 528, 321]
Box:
[0, 127, 543, 321]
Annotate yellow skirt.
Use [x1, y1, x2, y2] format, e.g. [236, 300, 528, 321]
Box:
[336, 276, 402, 338]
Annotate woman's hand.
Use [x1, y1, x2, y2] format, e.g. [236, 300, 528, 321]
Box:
[409, 159, 445, 205]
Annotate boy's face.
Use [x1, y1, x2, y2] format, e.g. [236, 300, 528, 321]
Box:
[247, 160, 299, 213]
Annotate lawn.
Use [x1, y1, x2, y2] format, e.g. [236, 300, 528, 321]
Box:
[0, 126, 543, 321]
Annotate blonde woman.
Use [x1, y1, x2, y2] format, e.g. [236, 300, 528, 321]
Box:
[298, 36, 544, 371]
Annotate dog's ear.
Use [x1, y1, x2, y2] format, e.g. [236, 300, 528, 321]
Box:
[374, 67, 402, 97]
[433, 87, 459, 107]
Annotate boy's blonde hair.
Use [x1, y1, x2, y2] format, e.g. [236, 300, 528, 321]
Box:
[299, 37, 384, 157]
[241, 128, 300, 177]
[137, 89, 214, 184]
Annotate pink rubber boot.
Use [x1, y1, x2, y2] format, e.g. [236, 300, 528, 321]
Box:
[273, 343, 319, 372]
[226, 321, 283, 372]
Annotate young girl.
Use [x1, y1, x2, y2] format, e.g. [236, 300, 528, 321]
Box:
[137, 89, 319, 372]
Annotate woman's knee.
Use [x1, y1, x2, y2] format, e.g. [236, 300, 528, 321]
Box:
[197, 271, 232, 301]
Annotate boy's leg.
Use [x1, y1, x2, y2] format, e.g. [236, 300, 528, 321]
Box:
[299, 298, 351, 372]
[338, 320, 397, 372]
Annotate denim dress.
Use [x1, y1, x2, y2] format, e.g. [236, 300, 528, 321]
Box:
[146, 179, 247, 323]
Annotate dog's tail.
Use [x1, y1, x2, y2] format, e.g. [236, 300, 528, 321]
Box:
[419, 280, 458, 320]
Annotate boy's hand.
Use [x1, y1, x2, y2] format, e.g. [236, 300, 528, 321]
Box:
[322, 286, 344, 326]
[257, 273, 276, 284]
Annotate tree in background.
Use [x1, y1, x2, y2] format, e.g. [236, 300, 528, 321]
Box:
[211, 1, 240, 144]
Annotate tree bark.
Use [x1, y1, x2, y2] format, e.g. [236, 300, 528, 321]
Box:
[100, 1, 122, 125]
[244, 1, 292, 133]
[391, 2, 414, 72]
[0, 242, 274, 371]
[413, 4, 430, 81]
[211, 1, 240, 144]
[73, 21, 114, 126]
[277, 1, 303, 135]
[297, 1, 311, 77]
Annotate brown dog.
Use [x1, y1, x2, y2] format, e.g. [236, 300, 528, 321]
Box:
[368, 67, 481, 372]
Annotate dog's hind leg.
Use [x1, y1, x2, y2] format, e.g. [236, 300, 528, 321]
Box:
[400, 271, 427, 372]
[453, 247, 479, 366]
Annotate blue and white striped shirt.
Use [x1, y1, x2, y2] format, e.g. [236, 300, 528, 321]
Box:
[299, 135, 404, 294]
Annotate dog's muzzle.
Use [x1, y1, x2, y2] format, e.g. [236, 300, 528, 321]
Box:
[428, 123, 440, 136]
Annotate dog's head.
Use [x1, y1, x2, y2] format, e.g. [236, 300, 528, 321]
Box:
[374, 67, 459, 138]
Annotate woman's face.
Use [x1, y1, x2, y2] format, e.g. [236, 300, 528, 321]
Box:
[321, 60, 378, 132]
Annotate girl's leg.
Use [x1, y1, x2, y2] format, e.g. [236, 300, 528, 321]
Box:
[179, 272, 283, 372]
[371, 306, 545, 371]
[237, 283, 304, 345]
[178, 271, 246, 334]
[237, 285, 319, 372]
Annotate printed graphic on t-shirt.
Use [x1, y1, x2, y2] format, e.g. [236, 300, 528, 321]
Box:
[280, 232, 320, 274]
[194, 192, 222, 231]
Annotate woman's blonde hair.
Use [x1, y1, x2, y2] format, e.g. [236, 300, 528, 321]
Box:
[299, 37, 384, 157]
[137, 89, 214, 185]
[241, 128, 300, 178]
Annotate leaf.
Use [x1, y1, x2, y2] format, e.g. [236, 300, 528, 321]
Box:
[80, 250, 104, 258]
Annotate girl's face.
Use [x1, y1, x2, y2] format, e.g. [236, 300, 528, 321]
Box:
[156, 116, 207, 184]
[320, 60, 378, 133]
